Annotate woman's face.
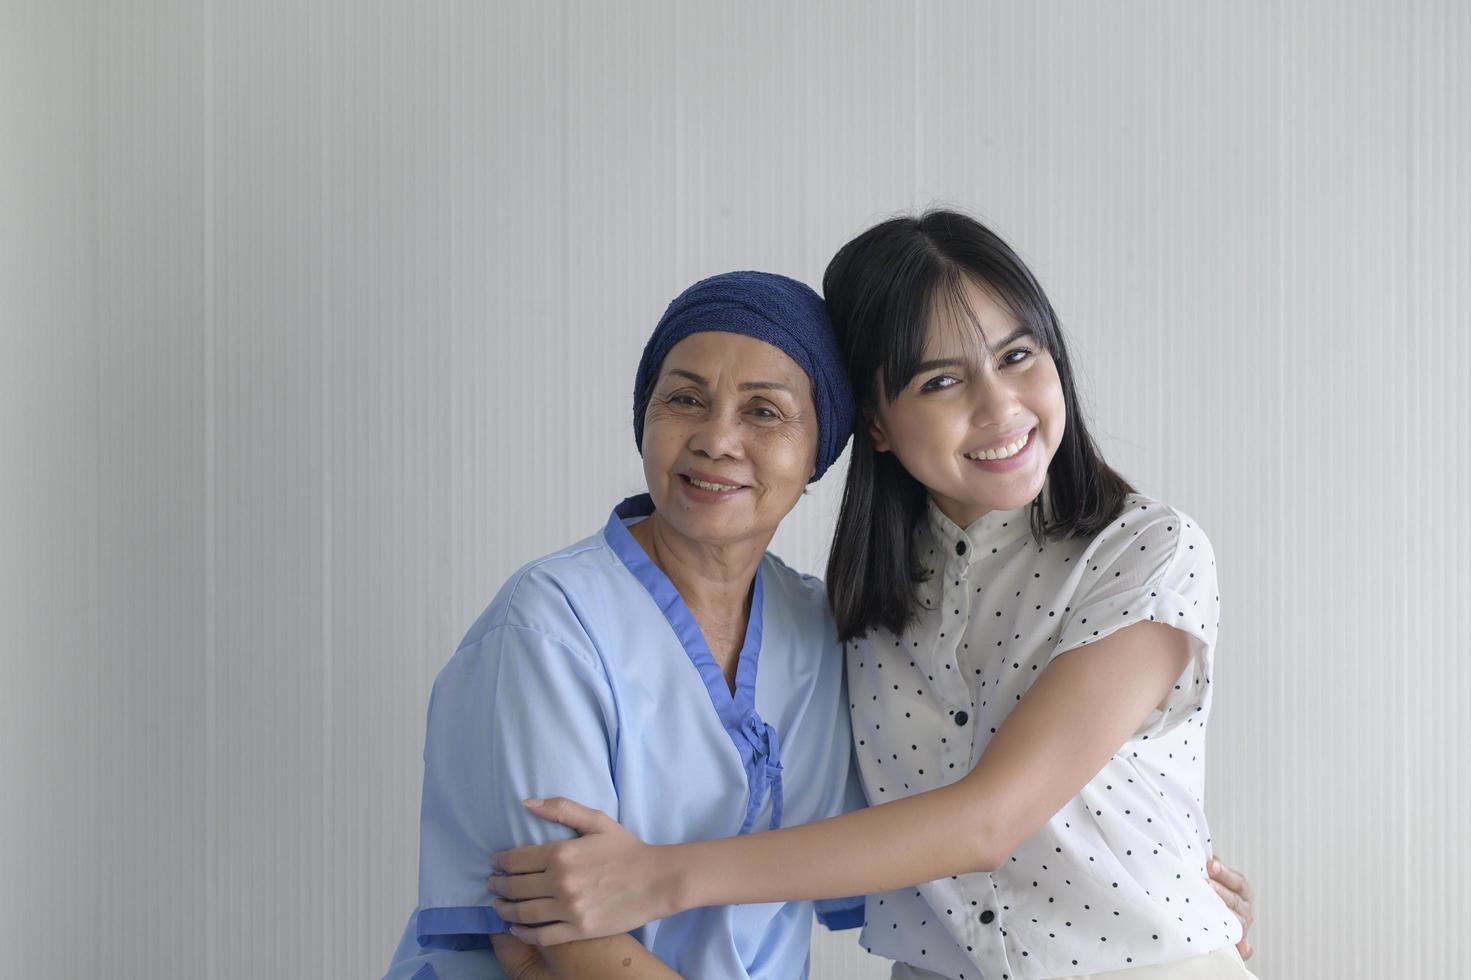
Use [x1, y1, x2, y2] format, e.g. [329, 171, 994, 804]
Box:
[869, 278, 1067, 528]
[641, 331, 819, 549]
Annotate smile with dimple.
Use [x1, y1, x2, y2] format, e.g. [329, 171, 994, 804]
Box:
[964, 428, 1032, 461]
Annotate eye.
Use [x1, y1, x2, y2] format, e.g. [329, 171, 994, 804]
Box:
[920, 375, 960, 393]
[1000, 347, 1034, 367]
[667, 392, 703, 408]
[747, 398, 792, 422]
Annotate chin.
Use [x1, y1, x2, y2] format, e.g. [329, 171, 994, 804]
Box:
[669, 508, 753, 539]
[981, 474, 1047, 513]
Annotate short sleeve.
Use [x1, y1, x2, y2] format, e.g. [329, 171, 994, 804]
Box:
[381, 910, 503, 979]
[413, 623, 620, 950]
[1049, 507, 1219, 739]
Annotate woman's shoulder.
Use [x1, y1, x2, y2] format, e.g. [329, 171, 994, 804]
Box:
[1080, 493, 1212, 552]
[760, 551, 839, 635]
[1066, 493, 1217, 593]
[458, 530, 624, 654]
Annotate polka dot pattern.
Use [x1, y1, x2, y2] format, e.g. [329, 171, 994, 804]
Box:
[848, 495, 1239, 978]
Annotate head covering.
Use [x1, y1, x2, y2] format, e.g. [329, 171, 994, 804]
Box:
[633, 271, 855, 481]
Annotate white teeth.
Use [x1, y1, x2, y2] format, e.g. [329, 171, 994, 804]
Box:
[688, 477, 741, 491]
[966, 431, 1030, 461]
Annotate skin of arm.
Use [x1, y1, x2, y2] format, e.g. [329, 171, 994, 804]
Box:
[491, 932, 679, 980]
[675, 619, 1192, 907]
[491, 619, 1193, 941]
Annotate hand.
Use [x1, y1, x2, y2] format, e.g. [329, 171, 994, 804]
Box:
[1208, 856, 1255, 961]
[489, 797, 679, 946]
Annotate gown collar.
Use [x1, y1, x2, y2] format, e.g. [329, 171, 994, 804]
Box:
[604, 495, 782, 833]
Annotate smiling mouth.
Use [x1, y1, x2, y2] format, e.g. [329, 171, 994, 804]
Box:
[680, 474, 745, 492]
[964, 429, 1032, 461]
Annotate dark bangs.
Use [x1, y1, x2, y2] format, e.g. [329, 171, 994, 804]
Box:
[874, 237, 1061, 404]
[823, 209, 1136, 642]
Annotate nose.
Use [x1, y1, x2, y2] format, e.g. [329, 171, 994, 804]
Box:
[687, 405, 744, 460]
[970, 373, 1022, 429]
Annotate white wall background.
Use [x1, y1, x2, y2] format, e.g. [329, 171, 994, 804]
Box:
[3, 2, 1467, 977]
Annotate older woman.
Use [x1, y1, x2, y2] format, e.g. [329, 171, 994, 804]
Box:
[384, 272, 867, 979]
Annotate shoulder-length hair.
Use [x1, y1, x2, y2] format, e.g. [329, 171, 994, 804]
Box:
[823, 209, 1136, 642]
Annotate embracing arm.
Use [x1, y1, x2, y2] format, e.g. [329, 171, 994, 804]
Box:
[492, 619, 1191, 938]
[673, 619, 1189, 907]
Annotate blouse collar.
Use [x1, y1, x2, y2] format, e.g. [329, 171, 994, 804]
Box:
[923, 495, 1035, 565]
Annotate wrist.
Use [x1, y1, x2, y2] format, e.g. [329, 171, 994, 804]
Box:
[653, 843, 697, 917]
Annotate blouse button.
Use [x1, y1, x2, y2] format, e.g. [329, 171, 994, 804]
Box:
[980, 909, 995, 924]
[954, 710, 969, 726]
[955, 540, 967, 555]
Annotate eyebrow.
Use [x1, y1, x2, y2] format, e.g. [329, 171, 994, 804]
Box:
[915, 327, 1035, 372]
[664, 369, 794, 394]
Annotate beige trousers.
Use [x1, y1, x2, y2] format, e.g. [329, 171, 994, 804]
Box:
[890, 944, 1261, 980]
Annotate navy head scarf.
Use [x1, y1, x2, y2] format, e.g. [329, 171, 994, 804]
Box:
[633, 271, 855, 481]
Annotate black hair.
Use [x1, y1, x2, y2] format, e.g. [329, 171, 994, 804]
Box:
[823, 209, 1136, 642]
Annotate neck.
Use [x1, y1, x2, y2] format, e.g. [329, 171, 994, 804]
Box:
[629, 513, 769, 616]
[629, 513, 767, 692]
[932, 493, 989, 530]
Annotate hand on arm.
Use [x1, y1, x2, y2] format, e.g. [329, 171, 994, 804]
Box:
[491, 619, 1193, 944]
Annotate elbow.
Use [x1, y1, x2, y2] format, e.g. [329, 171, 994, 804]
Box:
[970, 841, 1005, 875]
[955, 793, 1015, 874]
[971, 830, 1021, 874]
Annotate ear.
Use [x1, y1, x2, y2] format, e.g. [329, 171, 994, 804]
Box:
[865, 408, 892, 453]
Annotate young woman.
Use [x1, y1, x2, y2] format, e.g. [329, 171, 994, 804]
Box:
[487, 211, 1258, 980]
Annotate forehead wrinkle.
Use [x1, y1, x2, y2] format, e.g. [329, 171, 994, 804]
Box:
[662, 367, 708, 386]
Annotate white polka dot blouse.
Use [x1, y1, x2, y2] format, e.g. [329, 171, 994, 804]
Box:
[846, 493, 1242, 979]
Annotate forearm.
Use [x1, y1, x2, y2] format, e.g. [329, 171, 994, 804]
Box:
[541, 934, 680, 979]
[668, 780, 993, 911]
[492, 623, 1193, 944]
[665, 625, 1192, 914]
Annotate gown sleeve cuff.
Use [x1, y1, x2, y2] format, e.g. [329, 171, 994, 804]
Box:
[815, 897, 866, 931]
[415, 905, 509, 949]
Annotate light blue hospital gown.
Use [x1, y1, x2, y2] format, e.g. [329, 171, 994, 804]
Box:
[384, 495, 865, 980]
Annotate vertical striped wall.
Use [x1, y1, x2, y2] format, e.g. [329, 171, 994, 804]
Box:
[2, 2, 1466, 977]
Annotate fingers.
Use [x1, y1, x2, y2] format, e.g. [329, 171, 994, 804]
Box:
[1208, 860, 1256, 958]
[1208, 857, 1249, 899]
[1210, 879, 1243, 916]
[1211, 879, 1254, 936]
[493, 897, 563, 926]
[508, 922, 581, 948]
[493, 843, 557, 875]
[1237, 868, 1254, 904]
[488, 871, 554, 901]
[523, 796, 617, 835]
